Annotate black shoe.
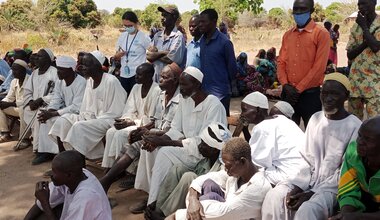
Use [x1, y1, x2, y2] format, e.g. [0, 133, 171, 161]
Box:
[32, 153, 55, 165]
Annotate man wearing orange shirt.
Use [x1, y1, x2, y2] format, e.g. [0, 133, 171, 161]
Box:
[278, 0, 330, 127]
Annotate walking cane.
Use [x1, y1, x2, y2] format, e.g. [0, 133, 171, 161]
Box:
[14, 81, 55, 151]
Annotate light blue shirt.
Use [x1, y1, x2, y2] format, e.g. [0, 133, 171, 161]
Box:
[186, 38, 201, 69]
[0, 60, 10, 81]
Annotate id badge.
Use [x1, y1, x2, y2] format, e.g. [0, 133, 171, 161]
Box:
[124, 65, 130, 76]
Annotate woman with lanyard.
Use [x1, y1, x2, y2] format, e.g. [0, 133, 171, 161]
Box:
[114, 11, 151, 95]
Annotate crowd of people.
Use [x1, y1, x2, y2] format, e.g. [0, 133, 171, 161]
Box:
[0, 0, 378, 219]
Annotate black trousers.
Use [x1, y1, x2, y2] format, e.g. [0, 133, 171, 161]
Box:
[286, 87, 322, 128]
[119, 76, 136, 96]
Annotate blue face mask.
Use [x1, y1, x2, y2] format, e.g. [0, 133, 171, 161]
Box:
[293, 12, 311, 27]
[125, 26, 136, 34]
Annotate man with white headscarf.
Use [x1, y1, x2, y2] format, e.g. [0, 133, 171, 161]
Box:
[23, 48, 58, 152]
[50, 51, 127, 160]
[146, 123, 231, 219]
[132, 66, 227, 213]
[0, 60, 30, 145]
[270, 101, 295, 119]
[31, 56, 86, 165]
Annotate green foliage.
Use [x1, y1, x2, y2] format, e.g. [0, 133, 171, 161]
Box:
[376, 5, 380, 10]
[311, 3, 326, 22]
[268, 7, 287, 27]
[26, 34, 48, 48]
[0, 0, 34, 31]
[140, 3, 162, 29]
[37, 0, 101, 28]
[194, 0, 263, 26]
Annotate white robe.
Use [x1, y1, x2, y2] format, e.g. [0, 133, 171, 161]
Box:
[249, 115, 306, 185]
[38, 75, 86, 154]
[135, 94, 228, 205]
[101, 83, 161, 168]
[175, 171, 272, 220]
[36, 169, 112, 220]
[50, 74, 127, 159]
[261, 111, 362, 220]
[23, 66, 58, 151]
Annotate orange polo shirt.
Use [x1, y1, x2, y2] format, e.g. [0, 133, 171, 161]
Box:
[277, 20, 330, 93]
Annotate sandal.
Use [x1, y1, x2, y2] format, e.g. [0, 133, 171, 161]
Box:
[0, 134, 11, 143]
[118, 175, 135, 190]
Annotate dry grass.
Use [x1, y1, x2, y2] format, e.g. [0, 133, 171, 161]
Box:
[0, 23, 353, 65]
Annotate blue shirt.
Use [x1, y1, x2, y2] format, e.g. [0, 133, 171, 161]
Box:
[0, 60, 10, 81]
[200, 29, 237, 99]
[186, 38, 201, 69]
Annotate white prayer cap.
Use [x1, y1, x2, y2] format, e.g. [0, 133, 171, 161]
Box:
[200, 122, 232, 150]
[90, 50, 106, 66]
[274, 101, 294, 118]
[242, 91, 269, 109]
[13, 59, 28, 70]
[42, 48, 55, 61]
[183, 66, 203, 83]
[56, 56, 77, 71]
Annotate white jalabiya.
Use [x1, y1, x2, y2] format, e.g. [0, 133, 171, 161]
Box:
[249, 115, 305, 185]
[38, 75, 86, 154]
[101, 82, 161, 168]
[50, 74, 127, 159]
[23, 66, 58, 151]
[261, 111, 361, 220]
[175, 171, 272, 220]
[36, 169, 112, 220]
[134, 94, 228, 205]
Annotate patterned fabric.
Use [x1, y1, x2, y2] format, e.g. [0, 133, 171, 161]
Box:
[348, 97, 380, 120]
[346, 15, 380, 98]
[337, 141, 380, 212]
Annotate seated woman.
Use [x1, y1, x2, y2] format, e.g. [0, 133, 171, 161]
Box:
[236, 52, 255, 96]
[168, 137, 272, 220]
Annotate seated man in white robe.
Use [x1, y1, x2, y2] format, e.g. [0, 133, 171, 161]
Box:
[100, 63, 182, 193]
[0, 60, 29, 147]
[146, 123, 232, 220]
[101, 62, 161, 169]
[49, 51, 127, 160]
[170, 137, 272, 220]
[24, 151, 112, 220]
[240, 92, 305, 187]
[32, 56, 86, 165]
[132, 67, 227, 213]
[261, 73, 362, 220]
[23, 48, 58, 152]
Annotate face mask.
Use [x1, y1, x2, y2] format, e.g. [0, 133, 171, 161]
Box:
[125, 26, 136, 34]
[293, 12, 311, 27]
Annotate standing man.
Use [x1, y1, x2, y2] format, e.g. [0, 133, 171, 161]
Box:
[186, 15, 201, 69]
[198, 9, 237, 115]
[346, 0, 380, 120]
[278, 0, 330, 127]
[147, 5, 186, 83]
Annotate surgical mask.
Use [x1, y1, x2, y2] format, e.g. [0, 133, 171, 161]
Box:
[293, 12, 311, 27]
[125, 26, 136, 34]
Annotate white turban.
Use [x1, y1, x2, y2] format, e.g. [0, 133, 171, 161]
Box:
[199, 122, 231, 150]
[90, 50, 106, 66]
[183, 66, 203, 83]
[242, 91, 269, 109]
[274, 101, 294, 118]
[56, 56, 77, 71]
[13, 59, 28, 70]
[42, 48, 55, 61]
